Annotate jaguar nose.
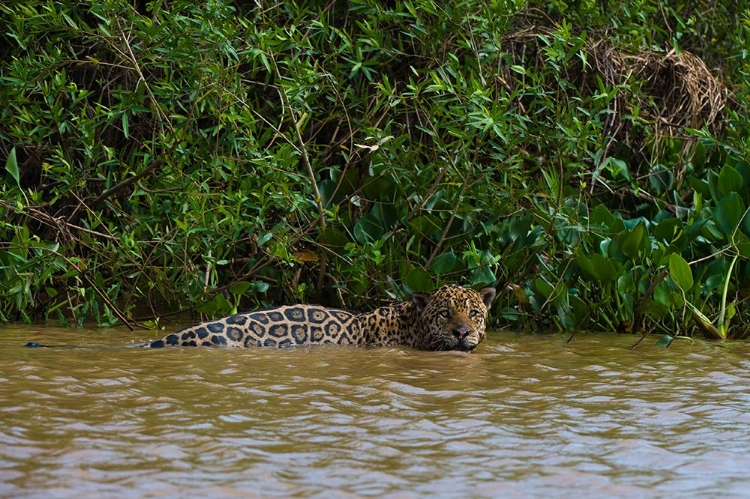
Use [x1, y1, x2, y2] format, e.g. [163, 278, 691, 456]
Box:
[453, 326, 472, 340]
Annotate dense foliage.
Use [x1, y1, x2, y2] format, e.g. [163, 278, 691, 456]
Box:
[2, 0, 750, 341]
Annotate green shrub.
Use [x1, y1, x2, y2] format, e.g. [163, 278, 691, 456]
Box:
[1, 0, 749, 340]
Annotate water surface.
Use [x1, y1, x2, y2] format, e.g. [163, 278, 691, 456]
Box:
[1, 326, 749, 498]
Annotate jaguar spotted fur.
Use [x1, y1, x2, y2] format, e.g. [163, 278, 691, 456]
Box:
[147, 284, 497, 351]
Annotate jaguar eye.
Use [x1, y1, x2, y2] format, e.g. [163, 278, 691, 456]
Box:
[439, 310, 451, 318]
[469, 310, 481, 319]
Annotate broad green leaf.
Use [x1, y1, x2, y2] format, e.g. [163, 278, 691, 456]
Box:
[257, 232, 273, 246]
[617, 273, 635, 295]
[686, 176, 710, 198]
[726, 302, 736, 321]
[648, 164, 674, 193]
[363, 176, 399, 202]
[196, 300, 219, 316]
[214, 294, 232, 315]
[700, 220, 725, 242]
[705, 273, 723, 291]
[718, 164, 743, 195]
[320, 227, 349, 248]
[569, 294, 589, 327]
[653, 218, 685, 246]
[619, 222, 646, 259]
[669, 253, 693, 291]
[228, 281, 252, 296]
[656, 335, 674, 348]
[5, 147, 19, 187]
[318, 179, 339, 206]
[469, 266, 496, 288]
[653, 280, 674, 307]
[509, 215, 533, 240]
[713, 192, 743, 236]
[250, 281, 270, 293]
[575, 251, 598, 281]
[734, 231, 750, 258]
[557, 300, 576, 332]
[404, 267, 433, 292]
[638, 298, 668, 316]
[589, 204, 615, 230]
[534, 277, 554, 298]
[604, 157, 631, 182]
[372, 203, 399, 230]
[409, 215, 442, 237]
[353, 212, 384, 244]
[430, 252, 457, 276]
[590, 253, 617, 283]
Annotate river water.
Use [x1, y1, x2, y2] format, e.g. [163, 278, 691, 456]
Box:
[1, 326, 749, 498]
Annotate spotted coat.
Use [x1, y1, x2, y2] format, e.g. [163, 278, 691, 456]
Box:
[147, 284, 497, 352]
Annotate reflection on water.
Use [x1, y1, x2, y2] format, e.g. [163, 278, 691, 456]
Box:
[1, 326, 750, 498]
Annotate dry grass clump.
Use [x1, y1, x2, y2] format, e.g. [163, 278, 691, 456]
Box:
[587, 39, 730, 158]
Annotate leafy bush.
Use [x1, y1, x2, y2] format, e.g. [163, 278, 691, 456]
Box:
[1, 0, 749, 340]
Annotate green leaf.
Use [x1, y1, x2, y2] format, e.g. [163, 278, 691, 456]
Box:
[648, 165, 674, 193]
[718, 164, 743, 196]
[656, 335, 674, 348]
[638, 298, 668, 317]
[404, 267, 433, 292]
[590, 253, 617, 283]
[575, 251, 598, 281]
[372, 203, 399, 230]
[534, 277, 554, 298]
[619, 222, 647, 259]
[669, 253, 693, 291]
[707, 169, 721, 203]
[363, 176, 398, 202]
[469, 266, 496, 288]
[228, 281, 252, 296]
[353, 213, 384, 244]
[713, 192, 743, 236]
[569, 294, 589, 328]
[617, 273, 635, 295]
[653, 218, 685, 246]
[5, 147, 19, 187]
[557, 300, 576, 332]
[430, 252, 457, 275]
[409, 215, 442, 238]
[509, 215, 532, 240]
[196, 300, 219, 316]
[122, 112, 130, 139]
[214, 294, 232, 315]
[687, 176, 710, 199]
[653, 280, 674, 307]
[735, 231, 750, 257]
[726, 302, 736, 321]
[589, 204, 615, 229]
[320, 227, 350, 248]
[604, 157, 631, 182]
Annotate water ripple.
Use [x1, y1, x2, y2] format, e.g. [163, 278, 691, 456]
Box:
[2, 329, 750, 498]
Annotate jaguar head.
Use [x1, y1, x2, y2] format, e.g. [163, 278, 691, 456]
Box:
[412, 285, 497, 352]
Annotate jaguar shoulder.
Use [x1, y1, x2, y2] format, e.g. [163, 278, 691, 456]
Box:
[147, 284, 496, 351]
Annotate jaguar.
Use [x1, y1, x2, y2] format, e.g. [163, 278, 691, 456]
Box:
[147, 284, 496, 352]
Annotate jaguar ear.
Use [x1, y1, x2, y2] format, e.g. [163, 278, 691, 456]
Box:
[412, 292, 430, 311]
[479, 287, 497, 309]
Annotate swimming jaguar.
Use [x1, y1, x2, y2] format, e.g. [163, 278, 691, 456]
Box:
[147, 284, 497, 351]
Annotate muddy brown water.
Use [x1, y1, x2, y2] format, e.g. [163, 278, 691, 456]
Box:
[1, 326, 749, 499]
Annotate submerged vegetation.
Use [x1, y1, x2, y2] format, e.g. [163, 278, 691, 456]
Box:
[2, 0, 750, 341]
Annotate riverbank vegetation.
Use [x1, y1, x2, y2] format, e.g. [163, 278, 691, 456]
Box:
[2, 0, 750, 340]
